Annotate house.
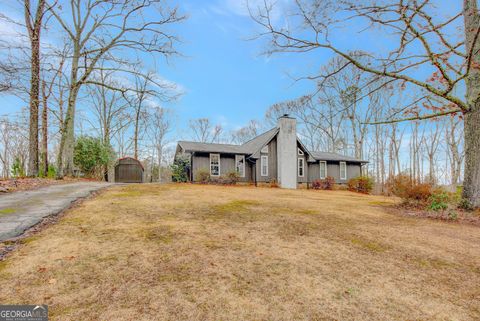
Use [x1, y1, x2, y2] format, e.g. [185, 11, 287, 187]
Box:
[174, 115, 368, 189]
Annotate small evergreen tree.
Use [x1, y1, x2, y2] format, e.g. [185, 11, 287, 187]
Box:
[74, 136, 114, 178]
[171, 156, 190, 182]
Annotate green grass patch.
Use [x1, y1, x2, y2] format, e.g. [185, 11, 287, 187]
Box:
[137, 225, 173, 243]
[213, 200, 261, 214]
[0, 208, 16, 216]
[351, 237, 390, 253]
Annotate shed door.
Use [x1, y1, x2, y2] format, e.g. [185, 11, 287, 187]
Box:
[116, 164, 143, 183]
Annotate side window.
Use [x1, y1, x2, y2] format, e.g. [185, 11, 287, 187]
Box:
[319, 161, 327, 179]
[235, 155, 245, 178]
[298, 148, 304, 155]
[340, 162, 347, 180]
[261, 145, 268, 153]
[261, 155, 268, 176]
[210, 154, 220, 176]
[298, 158, 304, 177]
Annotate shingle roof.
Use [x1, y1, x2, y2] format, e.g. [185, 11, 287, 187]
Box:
[310, 151, 367, 163]
[178, 127, 279, 157]
[177, 141, 246, 154]
[177, 127, 367, 163]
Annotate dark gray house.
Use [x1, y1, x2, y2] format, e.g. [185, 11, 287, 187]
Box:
[175, 115, 367, 189]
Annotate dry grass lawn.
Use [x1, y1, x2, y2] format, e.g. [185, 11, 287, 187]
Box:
[0, 184, 479, 320]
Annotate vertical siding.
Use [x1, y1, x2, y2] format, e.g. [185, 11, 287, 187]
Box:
[256, 136, 277, 182]
[308, 163, 320, 182]
[191, 153, 252, 182]
[297, 156, 307, 183]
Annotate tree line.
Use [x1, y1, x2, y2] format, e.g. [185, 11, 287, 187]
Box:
[0, 0, 183, 182]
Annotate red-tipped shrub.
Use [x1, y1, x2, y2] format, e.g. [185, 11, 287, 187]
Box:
[347, 176, 374, 194]
[312, 176, 335, 190]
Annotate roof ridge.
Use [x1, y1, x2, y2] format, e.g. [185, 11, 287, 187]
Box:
[241, 126, 278, 147]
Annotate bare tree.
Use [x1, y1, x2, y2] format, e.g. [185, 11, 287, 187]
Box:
[50, 0, 185, 177]
[189, 118, 223, 143]
[445, 116, 464, 186]
[25, 0, 46, 176]
[230, 120, 262, 144]
[251, 0, 480, 206]
[147, 107, 172, 182]
[88, 67, 130, 180]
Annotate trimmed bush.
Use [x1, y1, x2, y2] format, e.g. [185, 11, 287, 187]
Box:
[347, 176, 373, 194]
[312, 176, 335, 190]
[212, 171, 240, 185]
[428, 189, 449, 211]
[195, 169, 210, 184]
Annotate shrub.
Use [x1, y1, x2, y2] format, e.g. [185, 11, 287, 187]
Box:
[428, 189, 449, 211]
[347, 176, 374, 194]
[47, 165, 56, 179]
[11, 157, 25, 178]
[195, 169, 210, 184]
[405, 183, 432, 202]
[224, 171, 240, 185]
[74, 136, 113, 178]
[211, 171, 240, 185]
[312, 176, 335, 190]
[171, 156, 190, 182]
[387, 174, 412, 198]
[388, 174, 433, 206]
[458, 198, 474, 211]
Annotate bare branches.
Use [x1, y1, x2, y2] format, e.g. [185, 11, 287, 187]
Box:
[251, 0, 473, 114]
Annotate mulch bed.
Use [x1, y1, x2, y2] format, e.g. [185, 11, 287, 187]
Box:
[0, 177, 97, 194]
[387, 204, 480, 227]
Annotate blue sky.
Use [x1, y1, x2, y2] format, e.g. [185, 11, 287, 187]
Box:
[0, 0, 327, 137]
[0, 0, 465, 140]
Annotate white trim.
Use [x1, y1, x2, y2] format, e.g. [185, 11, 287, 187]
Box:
[319, 161, 327, 179]
[297, 148, 304, 155]
[235, 155, 245, 178]
[340, 161, 347, 180]
[261, 145, 268, 153]
[260, 155, 268, 177]
[298, 157, 305, 177]
[210, 153, 220, 177]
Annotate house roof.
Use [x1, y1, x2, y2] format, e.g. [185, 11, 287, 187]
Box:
[177, 127, 367, 163]
[177, 141, 246, 154]
[178, 127, 280, 157]
[310, 151, 367, 163]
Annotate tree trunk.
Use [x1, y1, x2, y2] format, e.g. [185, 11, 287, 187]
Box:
[463, 105, 480, 207]
[25, 0, 45, 177]
[57, 47, 80, 178]
[462, 0, 480, 207]
[41, 80, 48, 176]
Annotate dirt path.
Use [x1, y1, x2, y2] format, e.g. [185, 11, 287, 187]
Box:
[0, 182, 112, 241]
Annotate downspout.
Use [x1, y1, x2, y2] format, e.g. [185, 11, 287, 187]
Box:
[190, 152, 194, 182]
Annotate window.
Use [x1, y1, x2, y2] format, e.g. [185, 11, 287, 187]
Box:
[340, 162, 347, 180]
[298, 148, 304, 155]
[298, 158, 305, 177]
[235, 155, 245, 178]
[210, 154, 220, 176]
[261, 155, 268, 176]
[319, 161, 327, 179]
[261, 145, 268, 153]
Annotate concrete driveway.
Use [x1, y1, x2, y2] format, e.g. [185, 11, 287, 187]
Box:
[0, 182, 112, 242]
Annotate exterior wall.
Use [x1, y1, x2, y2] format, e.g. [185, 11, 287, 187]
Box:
[277, 116, 297, 188]
[308, 162, 320, 182]
[191, 153, 252, 182]
[296, 142, 307, 183]
[307, 161, 362, 184]
[256, 136, 278, 183]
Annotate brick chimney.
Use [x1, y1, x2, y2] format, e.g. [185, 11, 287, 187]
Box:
[277, 114, 297, 189]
